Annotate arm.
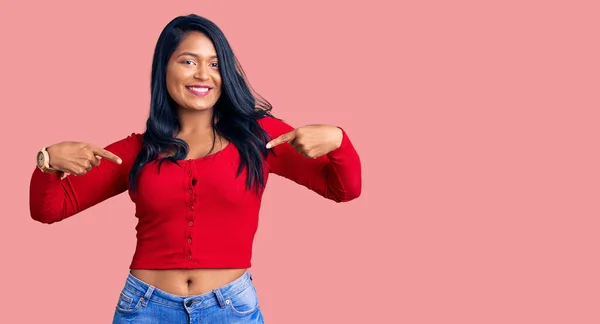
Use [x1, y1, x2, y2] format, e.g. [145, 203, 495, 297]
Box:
[29, 133, 142, 224]
[258, 116, 362, 202]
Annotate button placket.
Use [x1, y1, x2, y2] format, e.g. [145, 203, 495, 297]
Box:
[185, 160, 196, 262]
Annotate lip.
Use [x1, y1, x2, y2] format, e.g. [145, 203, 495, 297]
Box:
[187, 84, 213, 89]
[186, 85, 212, 97]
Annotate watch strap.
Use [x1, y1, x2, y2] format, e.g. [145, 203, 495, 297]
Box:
[38, 147, 59, 174]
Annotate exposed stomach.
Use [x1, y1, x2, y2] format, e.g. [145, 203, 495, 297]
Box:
[130, 268, 248, 296]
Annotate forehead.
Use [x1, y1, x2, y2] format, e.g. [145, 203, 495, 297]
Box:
[174, 31, 217, 57]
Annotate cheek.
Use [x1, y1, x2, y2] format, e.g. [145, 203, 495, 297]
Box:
[213, 75, 223, 94]
[212, 85, 222, 100]
[166, 67, 184, 98]
[165, 81, 180, 103]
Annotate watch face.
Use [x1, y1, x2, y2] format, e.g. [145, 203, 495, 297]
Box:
[37, 151, 44, 168]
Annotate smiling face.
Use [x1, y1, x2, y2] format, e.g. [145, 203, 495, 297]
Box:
[166, 31, 222, 112]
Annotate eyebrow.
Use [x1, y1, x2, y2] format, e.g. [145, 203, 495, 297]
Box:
[176, 52, 218, 59]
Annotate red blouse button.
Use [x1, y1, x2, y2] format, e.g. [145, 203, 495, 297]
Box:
[188, 172, 192, 177]
[187, 239, 192, 244]
[188, 221, 193, 227]
[187, 255, 192, 261]
[188, 189, 193, 194]
[189, 205, 194, 211]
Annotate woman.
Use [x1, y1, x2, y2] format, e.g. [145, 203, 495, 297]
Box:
[29, 14, 361, 323]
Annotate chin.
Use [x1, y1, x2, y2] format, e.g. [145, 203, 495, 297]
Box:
[189, 104, 214, 111]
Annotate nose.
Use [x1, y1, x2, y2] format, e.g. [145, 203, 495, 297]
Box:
[194, 65, 210, 80]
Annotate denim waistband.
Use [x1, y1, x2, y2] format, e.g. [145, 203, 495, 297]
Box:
[122, 269, 254, 310]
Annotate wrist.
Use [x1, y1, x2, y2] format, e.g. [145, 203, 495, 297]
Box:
[42, 146, 68, 179]
[37, 146, 59, 174]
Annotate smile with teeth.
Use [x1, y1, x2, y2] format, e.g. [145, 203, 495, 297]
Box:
[186, 86, 212, 97]
[188, 87, 209, 92]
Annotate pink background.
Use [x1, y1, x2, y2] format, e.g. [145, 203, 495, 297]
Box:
[1, 0, 599, 323]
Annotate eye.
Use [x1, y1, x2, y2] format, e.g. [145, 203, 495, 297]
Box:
[183, 60, 196, 65]
[210, 62, 219, 68]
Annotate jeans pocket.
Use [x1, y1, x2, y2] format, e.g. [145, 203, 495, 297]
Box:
[115, 288, 143, 314]
[226, 284, 260, 316]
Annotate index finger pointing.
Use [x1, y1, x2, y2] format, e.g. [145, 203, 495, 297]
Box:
[266, 129, 296, 149]
[92, 147, 122, 164]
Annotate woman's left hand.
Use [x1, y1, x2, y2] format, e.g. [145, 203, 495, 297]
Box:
[266, 124, 343, 159]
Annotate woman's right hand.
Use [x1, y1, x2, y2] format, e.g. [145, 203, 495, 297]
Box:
[46, 141, 123, 176]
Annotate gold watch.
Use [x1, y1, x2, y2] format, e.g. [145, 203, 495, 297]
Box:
[36, 147, 59, 174]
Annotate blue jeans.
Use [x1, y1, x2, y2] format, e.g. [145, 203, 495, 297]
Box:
[112, 270, 264, 323]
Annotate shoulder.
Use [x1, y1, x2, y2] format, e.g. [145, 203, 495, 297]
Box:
[107, 132, 143, 146]
[256, 115, 295, 138]
[104, 132, 144, 155]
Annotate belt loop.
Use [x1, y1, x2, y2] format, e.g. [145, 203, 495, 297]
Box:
[141, 286, 155, 307]
[248, 269, 254, 280]
[213, 288, 227, 308]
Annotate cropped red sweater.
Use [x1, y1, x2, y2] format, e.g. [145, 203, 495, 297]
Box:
[29, 116, 361, 269]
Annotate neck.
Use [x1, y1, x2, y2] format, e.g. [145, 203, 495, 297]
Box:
[176, 107, 215, 135]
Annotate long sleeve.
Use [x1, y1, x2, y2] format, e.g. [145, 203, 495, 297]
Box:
[258, 116, 362, 202]
[29, 133, 142, 224]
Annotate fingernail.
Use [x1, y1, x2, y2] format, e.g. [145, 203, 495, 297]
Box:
[117, 158, 123, 164]
[266, 143, 272, 149]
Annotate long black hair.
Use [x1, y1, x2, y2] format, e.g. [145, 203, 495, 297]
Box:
[129, 14, 273, 194]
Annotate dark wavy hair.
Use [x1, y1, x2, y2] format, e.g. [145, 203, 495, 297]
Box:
[129, 14, 273, 194]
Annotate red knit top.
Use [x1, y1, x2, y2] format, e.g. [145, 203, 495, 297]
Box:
[29, 116, 361, 269]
